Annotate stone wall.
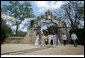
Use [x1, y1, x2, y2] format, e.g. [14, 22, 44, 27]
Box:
[3, 37, 23, 44]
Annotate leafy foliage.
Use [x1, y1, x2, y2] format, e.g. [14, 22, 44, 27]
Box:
[15, 30, 27, 36]
[54, 1, 84, 29]
[30, 20, 35, 27]
[1, 18, 13, 43]
[1, 1, 34, 36]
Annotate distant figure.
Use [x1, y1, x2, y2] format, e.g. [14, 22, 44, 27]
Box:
[41, 34, 45, 46]
[71, 32, 78, 47]
[40, 34, 43, 46]
[53, 34, 56, 47]
[50, 34, 54, 45]
[53, 34, 59, 47]
[45, 35, 48, 45]
[62, 33, 67, 46]
[55, 34, 60, 46]
[48, 34, 51, 45]
[35, 34, 39, 46]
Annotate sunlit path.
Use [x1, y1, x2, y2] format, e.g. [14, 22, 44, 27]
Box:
[1, 44, 84, 55]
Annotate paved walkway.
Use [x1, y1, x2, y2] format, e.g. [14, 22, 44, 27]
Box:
[1, 44, 84, 55]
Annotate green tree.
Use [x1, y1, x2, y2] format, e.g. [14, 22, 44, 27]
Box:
[17, 30, 27, 36]
[1, 1, 34, 36]
[1, 18, 12, 43]
[30, 20, 35, 28]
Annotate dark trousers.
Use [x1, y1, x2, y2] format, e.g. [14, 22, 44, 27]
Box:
[45, 41, 48, 45]
[51, 39, 53, 45]
[63, 40, 66, 46]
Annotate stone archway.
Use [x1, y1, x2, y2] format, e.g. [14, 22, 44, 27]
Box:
[21, 10, 60, 44]
[21, 10, 71, 44]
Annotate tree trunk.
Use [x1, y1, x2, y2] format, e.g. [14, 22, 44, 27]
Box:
[15, 23, 19, 36]
[65, 8, 76, 29]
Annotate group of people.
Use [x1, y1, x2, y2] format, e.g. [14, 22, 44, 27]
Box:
[35, 34, 60, 47]
[48, 34, 60, 47]
[35, 32, 78, 47]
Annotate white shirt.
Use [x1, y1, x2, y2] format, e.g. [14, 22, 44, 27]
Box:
[35, 35, 39, 45]
[51, 35, 54, 40]
[42, 35, 45, 39]
[48, 35, 54, 40]
[48, 35, 51, 40]
[71, 34, 78, 40]
[62, 35, 67, 40]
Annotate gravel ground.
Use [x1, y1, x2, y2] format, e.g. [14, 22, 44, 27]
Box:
[1, 44, 84, 55]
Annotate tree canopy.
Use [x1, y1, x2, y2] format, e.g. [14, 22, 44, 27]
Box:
[1, 1, 34, 36]
[54, 1, 84, 29]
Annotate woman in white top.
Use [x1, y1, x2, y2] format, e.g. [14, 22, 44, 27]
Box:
[42, 34, 45, 46]
[62, 33, 67, 46]
[53, 34, 60, 47]
[48, 34, 51, 45]
[35, 34, 39, 46]
[71, 33, 78, 40]
[71, 32, 78, 47]
[56, 34, 60, 45]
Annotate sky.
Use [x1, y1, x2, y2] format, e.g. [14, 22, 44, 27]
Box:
[31, 1, 65, 16]
[1, 1, 66, 16]
[1, 1, 84, 32]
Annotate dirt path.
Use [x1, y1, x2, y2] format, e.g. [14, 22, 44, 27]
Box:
[1, 44, 84, 55]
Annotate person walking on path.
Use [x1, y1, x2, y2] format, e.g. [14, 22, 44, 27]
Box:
[50, 34, 54, 45]
[71, 32, 78, 47]
[48, 34, 51, 47]
[40, 34, 43, 46]
[55, 34, 60, 46]
[41, 34, 45, 47]
[45, 35, 48, 45]
[53, 34, 56, 47]
[35, 34, 39, 46]
[62, 33, 67, 46]
[53, 34, 60, 47]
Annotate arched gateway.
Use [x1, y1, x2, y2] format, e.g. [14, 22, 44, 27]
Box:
[21, 10, 71, 44]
